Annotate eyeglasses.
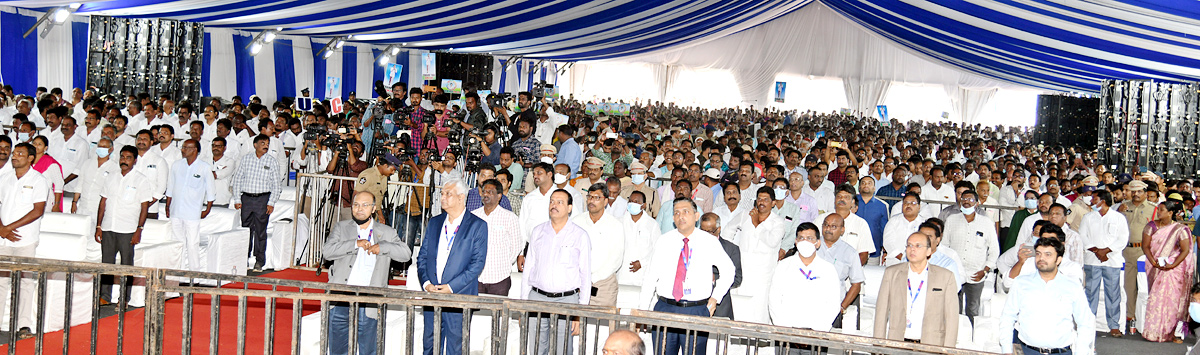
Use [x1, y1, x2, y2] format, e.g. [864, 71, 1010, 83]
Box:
[352, 203, 375, 208]
[906, 243, 927, 249]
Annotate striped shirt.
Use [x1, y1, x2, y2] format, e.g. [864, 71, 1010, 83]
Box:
[473, 206, 523, 284]
[231, 151, 283, 205]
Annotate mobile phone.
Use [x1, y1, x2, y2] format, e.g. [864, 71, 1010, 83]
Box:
[606, 132, 618, 139]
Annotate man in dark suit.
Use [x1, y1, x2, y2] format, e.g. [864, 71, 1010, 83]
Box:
[322, 191, 412, 355]
[873, 232, 959, 346]
[416, 178, 489, 355]
[700, 213, 741, 319]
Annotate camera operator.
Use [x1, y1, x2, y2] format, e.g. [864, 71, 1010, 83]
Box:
[327, 136, 368, 220]
[507, 117, 541, 168]
[493, 91, 536, 129]
[454, 92, 488, 131]
[430, 94, 454, 154]
[475, 124, 502, 167]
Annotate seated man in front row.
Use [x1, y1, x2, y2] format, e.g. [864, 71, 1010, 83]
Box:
[322, 191, 413, 355]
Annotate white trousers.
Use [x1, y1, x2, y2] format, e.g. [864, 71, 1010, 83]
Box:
[0, 243, 38, 331]
[171, 218, 205, 272]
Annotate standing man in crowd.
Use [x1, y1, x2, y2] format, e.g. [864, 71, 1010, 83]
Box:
[699, 213, 740, 320]
[473, 179, 522, 296]
[733, 186, 784, 324]
[769, 222, 841, 332]
[518, 162, 556, 271]
[639, 197, 735, 355]
[232, 134, 282, 272]
[1120, 179, 1154, 330]
[818, 213, 866, 330]
[323, 191, 411, 355]
[208, 137, 238, 206]
[1079, 189, 1128, 337]
[573, 183, 625, 308]
[522, 189, 591, 355]
[0, 143, 48, 339]
[942, 189, 997, 324]
[1000, 237, 1095, 354]
[166, 139, 216, 273]
[874, 232, 959, 346]
[416, 179, 488, 355]
[95, 145, 152, 304]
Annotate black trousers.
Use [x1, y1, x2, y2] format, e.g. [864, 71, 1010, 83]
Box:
[100, 231, 135, 303]
[241, 193, 271, 266]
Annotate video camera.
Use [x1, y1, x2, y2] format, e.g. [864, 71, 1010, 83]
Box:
[303, 123, 353, 152]
[532, 81, 554, 100]
[486, 92, 513, 109]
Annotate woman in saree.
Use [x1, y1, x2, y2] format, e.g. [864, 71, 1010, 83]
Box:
[1142, 194, 1195, 343]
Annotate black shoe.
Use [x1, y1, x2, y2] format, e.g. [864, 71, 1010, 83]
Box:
[251, 262, 265, 273]
[16, 327, 33, 340]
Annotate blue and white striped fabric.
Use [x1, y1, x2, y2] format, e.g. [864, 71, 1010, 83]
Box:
[821, 0, 1200, 92]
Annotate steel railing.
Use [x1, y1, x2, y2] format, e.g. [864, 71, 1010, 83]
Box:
[0, 255, 993, 355]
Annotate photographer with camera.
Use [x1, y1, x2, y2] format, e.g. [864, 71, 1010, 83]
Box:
[493, 91, 537, 130]
[453, 92, 488, 131]
[326, 135, 368, 220]
[476, 124, 502, 167]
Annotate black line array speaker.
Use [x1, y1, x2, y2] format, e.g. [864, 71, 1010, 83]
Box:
[85, 15, 204, 103]
[434, 53, 493, 90]
[1033, 94, 1100, 152]
[1098, 79, 1200, 179]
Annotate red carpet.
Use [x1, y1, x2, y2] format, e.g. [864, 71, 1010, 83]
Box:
[0, 268, 405, 354]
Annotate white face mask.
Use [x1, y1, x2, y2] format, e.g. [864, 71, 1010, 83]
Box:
[795, 240, 817, 258]
[627, 203, 642, 215]
[553, 173, 567, 185]
[631, 174, 646, 185]
[1082, 196, 1093, 204]
[540, 156, 555, 164]
[774, 187, 787, 200]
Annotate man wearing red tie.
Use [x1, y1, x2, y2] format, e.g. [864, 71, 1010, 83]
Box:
[639, 197, 736, 355]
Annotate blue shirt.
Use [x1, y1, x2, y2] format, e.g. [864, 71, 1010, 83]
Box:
[555, 138, 583, 177]
[875, 182, 906, 209]
[856, 195, 889, 257]
[464, 187, 512, 212]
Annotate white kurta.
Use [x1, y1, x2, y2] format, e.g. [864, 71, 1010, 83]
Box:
[732, 212, 785, 324]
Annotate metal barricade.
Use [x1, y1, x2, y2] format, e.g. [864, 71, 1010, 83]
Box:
[0, 255, 992, 355]
[291, 173, 443, 270]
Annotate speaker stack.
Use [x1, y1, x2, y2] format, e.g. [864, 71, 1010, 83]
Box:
[1098, 79, 1200, 179]
[85, 16, 205, 103]
[433, 53, 494, 90]
[1033, 94, 1100, 151]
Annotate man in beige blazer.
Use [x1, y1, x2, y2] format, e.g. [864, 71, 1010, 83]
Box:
[873, 232, 959, 346]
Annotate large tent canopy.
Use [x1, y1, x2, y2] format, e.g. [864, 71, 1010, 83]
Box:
[3, 0, 1197, 122]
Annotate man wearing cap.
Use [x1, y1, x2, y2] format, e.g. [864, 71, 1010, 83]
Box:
[701, 168, 724, 209]
[525, 144, 558, 193]
[354, 153, 401, 222]
[1120, 179, 1154, 330]
[620, 161, 661, 218]
[572, 157, 605, 188]
[1067, 176, 1099, 229]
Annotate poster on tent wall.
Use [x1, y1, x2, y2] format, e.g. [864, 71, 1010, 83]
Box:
[325, 77, 341, 99]
[774, 82, 786, 103]
[422, 53, 437, 80]
[385, 64, 404, 86]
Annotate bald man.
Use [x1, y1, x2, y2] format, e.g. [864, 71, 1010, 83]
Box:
[602, 330, 645, 355]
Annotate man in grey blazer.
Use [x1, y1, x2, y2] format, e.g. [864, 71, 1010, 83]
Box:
[323, 191, 413, 355]
[873, 232, 959, 347]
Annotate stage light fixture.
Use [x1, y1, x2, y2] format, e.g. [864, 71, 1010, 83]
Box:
[378, 55, 389, 66]
[335, 39, 345, 49]
[316, 36, 347, 60]
[25, 5, 78, 38]
[249, 42, 263, 56]
[390, 46, 400, 56]
[374, 45, 401, 66]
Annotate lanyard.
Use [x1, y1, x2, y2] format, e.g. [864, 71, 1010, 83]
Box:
[444, 223, 461, 251]
[681, 241, 692, 270]
[798, 267, 815, 280]
[907, 270, 926, 315]
[359, 229, 373, 244]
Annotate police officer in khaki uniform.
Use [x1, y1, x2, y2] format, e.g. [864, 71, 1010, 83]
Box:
[355, 153, 401, 221]
[1120, 179, 1155, 330]
[571, 157, 605, 188]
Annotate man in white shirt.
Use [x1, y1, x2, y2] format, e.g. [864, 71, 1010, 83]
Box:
[132, 130, 169, 218]
[1078, 189, 1129, 337]
[70, 138, 120, 214]
[619, 190, 660, 286]
[881, 193, 928, 266]
[150, 125, 182, 164]
[639, 197, 734, 355]
[873, 232, 960, 346]
[731, 186, 784, 324]
[54, 116, 91, 193]
[713, 183, 748, 241]
[165, 139, 216, 273]
[919, 166, 954, 218]
[0, 143, 49, 339]
[802, 164, 835, 214]
[769, 222, 841, 332]
[517, 162, 556, 271]
[207, 137, 238, 206]
[942, 189, 998, 324]
[94, 145, 153, 304]
[572, 182, 626, 307]
[816, 184, 877, 264]
[1003, 224, 1085, 288]
[999, 236, 1095, 355]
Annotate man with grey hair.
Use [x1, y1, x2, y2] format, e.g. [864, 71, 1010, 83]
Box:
[602, 330, 645, 355]
[416, 178, 488, 355]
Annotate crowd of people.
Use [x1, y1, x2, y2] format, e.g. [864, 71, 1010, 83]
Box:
[1, 83, 1198, 355]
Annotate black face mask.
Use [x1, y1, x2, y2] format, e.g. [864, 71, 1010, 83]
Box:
[352, 216, 371, 226]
